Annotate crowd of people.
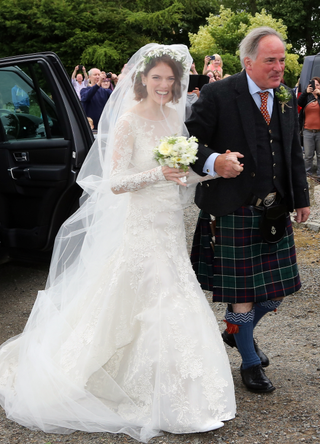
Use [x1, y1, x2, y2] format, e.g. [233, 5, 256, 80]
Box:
[0, 25, 318, 444]
[72, 52, 231, 132]
[71, 65, 120, 130]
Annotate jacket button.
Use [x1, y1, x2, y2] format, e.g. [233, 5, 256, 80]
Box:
[204, 144, 208, 147]
[251, 172, 255, 177]
[273, 175, 276, 179]
[206, 183, 210, 187]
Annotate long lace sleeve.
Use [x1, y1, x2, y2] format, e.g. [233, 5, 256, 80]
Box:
[110, 116, 165, 194]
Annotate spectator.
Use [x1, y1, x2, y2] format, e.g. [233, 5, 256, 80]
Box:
[71, 65, 89, 99]
[80, 68, 112, 130]
[190, 61, 198, 75]
[213, 70, 222, 81]
[186, 88, 200, 120]
[110, 73, 119, 87]
[203, 54, 223, 76]
[205, 71, 216, 83]
[87, 117, 94, 130]
[298, 77, 320, 177]
[101, 77, 113, 91]
[11, 85, 30, 113]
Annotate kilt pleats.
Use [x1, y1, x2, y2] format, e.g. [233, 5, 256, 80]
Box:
[191, 207, 301, 303]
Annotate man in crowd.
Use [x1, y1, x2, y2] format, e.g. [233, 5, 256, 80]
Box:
[187, 27, 310, 393]
[71, 65, 89, 99]
[80, 68, 112, 130]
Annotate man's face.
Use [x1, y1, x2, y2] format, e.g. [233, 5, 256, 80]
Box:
[76, 74, 83, 83]
[245, 35, 285, 90]
[89, 68, 101, 85]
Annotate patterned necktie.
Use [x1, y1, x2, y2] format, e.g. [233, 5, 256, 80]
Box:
[258, 91, 270, 125]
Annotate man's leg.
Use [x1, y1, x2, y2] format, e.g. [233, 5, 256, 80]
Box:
[253, 299, 283, 329]
[303, 129, 315, 174]
[225, 302, 275, 393]
[314, 132, 320, 177]
[226, 303, 260, 369]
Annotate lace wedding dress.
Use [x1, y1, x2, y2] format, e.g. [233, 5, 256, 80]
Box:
[0, 41, 236, 443]
[0, 110, 235, 442]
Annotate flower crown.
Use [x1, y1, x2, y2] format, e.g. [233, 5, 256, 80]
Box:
[137, 47, 188, 74]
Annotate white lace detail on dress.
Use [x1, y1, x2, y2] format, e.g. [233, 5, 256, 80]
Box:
[0, 109, 235, 443]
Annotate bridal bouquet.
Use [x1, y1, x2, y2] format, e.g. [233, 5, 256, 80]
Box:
[154, 135, 198, 172]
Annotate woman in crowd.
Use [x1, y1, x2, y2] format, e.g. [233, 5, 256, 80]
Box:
[298, 77, 320, 177]
[203, 54, 223, 76]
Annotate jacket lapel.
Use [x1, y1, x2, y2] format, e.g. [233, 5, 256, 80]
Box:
[235, 71, 258, 165]
[274, 85, 293, 165]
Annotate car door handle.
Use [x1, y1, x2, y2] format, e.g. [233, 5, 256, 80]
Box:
[8, 167, 30, 180]
[13, 152, 29, 162]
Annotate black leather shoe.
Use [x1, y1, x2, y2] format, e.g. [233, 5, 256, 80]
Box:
[240, 364, 275, 393]
[222, 330, 270, 367]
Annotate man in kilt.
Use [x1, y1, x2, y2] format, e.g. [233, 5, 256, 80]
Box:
[186, 27, 310, 393]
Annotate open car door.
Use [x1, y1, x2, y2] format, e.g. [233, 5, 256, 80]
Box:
[0, 52, 94, 263]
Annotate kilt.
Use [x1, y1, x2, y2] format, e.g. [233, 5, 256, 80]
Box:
[191, 206, 301, 303]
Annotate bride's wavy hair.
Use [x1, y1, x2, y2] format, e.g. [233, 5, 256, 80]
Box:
[134, 54, 184, 103]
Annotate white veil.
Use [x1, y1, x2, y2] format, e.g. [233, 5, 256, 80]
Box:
[0, 44, 237, 441]
[45, 43, 193, 294]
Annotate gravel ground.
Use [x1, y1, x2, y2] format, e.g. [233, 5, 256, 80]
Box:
[0, 177, 320, 444]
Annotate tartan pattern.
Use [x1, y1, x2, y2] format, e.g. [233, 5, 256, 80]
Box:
[191, 207, 301, 303]
[191, 210, 215, 291]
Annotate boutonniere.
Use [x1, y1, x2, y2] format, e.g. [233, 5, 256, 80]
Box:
[275, 86, 292, 113]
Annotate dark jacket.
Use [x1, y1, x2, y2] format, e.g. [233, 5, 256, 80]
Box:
[186, 70, 309, 216]
[298, 90, 320, 132]
[80, 84, 112, 129]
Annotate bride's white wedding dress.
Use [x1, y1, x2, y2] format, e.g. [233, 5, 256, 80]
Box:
[0, 111, 235, 443]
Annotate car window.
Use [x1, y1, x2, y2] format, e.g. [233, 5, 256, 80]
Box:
[0, 62, 63, 142]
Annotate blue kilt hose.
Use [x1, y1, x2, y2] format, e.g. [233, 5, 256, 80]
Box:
[191, 206, 301, 303]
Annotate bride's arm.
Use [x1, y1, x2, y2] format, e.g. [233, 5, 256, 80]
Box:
[110, 117, 165, 194]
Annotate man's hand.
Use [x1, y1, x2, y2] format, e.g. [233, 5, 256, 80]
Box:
[214, 150, 244, 178]
[294, 207, 310, 223]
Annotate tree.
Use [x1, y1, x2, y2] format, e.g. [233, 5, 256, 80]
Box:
[189, 7, 301, 86]
[261, 0, 320, 56]
[219, 0, 320, 56]
[0, 0, 218, 74]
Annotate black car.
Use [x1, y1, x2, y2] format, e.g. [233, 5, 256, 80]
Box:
[0, 52, 94, 263]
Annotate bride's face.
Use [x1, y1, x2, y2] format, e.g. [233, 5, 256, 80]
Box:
[142, 62, 175, 106]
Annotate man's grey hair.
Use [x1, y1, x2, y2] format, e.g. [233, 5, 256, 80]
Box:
[88, 68, 100, 77]
[239, 27, 285, 68]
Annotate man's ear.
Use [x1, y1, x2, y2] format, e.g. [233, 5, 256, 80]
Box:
[244, 57, 252, 71]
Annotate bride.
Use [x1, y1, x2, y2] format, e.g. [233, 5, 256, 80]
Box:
[0, 44, 236, 443]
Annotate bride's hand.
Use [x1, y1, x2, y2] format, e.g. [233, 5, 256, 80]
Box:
[162, 166, 188, 186]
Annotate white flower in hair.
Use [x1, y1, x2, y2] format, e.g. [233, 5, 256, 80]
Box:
[138, 46, 188, 73]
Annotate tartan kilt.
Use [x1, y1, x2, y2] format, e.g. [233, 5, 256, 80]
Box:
[191, 206, 301, 303]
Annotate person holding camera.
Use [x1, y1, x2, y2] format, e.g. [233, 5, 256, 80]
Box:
[80, 68, 112, 130]
[202, 54, 223, 76]
[298, 77, 320, 177]
[71, 65, 89, 99]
